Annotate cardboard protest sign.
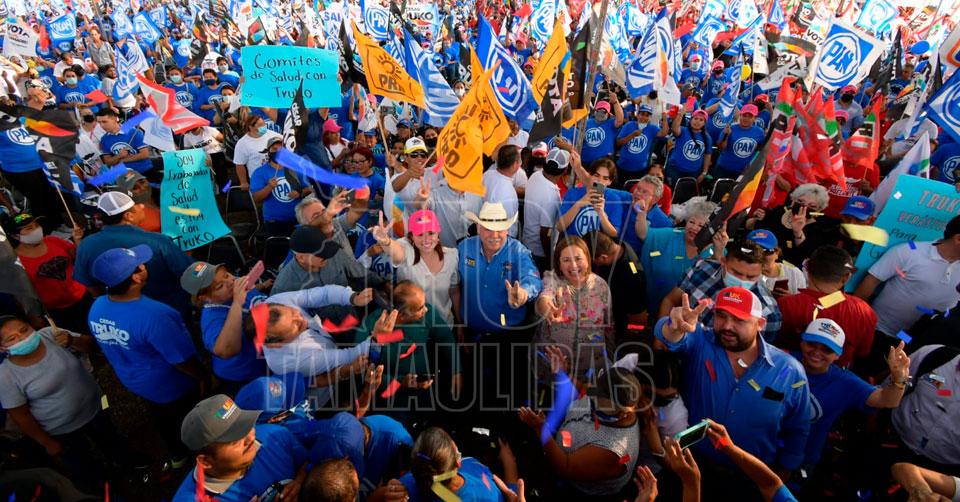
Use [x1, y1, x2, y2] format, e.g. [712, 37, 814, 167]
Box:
[239, 46, 341, 109]
[160, 149, 231, 251]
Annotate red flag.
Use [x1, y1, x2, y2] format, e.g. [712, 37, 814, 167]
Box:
[136, 75, 210, 134]
[251, 303, 268, 353]
[513, 3, 532, 17]
[85, 89, 108, 104]
[38, 24, 50, 52]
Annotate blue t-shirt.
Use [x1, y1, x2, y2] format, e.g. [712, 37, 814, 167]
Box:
[196, 82, 227, 122]
[581, 118, 618, 165]
[668, 127, 712, 174]
[201, 290, 269, 383]
[617, 122, 660, 173]
[165, 81, 200, 110]
[250, 164, 308, 222]
[755, 109, 772, 131]
[715, 124, 765, 174]
[622, 205, 673, 255]
[174, 425, 308, 502]
[360, 415, 413, 496]
[932, 139, 960, 184]
[802, 356, 875, 465]
[100, 130, 152, 173]
[559, 186, 630, 237]
[680, 68, 706, 89]
[640, 228, 703, 314]
[0, 126, 44, 173]
[399, 457, 507, 502]
[703, 70, 731, 103]
[87, 296, 197, 403]
[55, 80, 101, 112]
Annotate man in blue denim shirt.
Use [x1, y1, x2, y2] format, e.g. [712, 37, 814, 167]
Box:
[656, 287, 811, 488]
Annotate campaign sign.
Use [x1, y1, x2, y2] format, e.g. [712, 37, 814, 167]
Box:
[240, 46, 341, 108]
[160, 149, 231, 251]
[3, 21, 37, 57]
[405, 2, 440, 37]
[814, 22, 874, 90]
[846, 175, 960, 291]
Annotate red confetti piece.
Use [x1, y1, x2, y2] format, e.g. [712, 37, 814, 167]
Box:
[432, 152, 445, 175]
[380, 379, 401, 398]
[85, 89, 108, 104]
[709, 435, 732, 450]
[561, 430, 572, 447]
[322, 314, 360, 334]
[887, 483, 902, 495]
[482, 472, 492, 490]
[355, 185, 371, 199]
[937, 389, 952, 397]
[251, 303, 269, 354]
[104, 482, 109, 502]
[195, 464, 216, 502]
[398, 343, 417, 359]
[627, 324, 645, 331]
[895, 266, 906, 278]
[375, 329, 404, 344]
[594, 415, 600, 431]
[619, 454, 632, 465]
[705, 359, 716, 382]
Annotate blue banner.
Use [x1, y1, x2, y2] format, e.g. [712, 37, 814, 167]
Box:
[47, 14, 76, 44]
[925, 68, 960, 145]
[149, 6, 169, 29]
[856, 0, 898, 34]
[362, 4, 390, 41]
[112, 12, 134, 39]
[626, 24, 656, 99]
[239, 46, 342, 108]
[160, 149, 232, 251]
[692, 13, 726, 47]
[814, 21, 882, 91]
[531, 0, 556, 46]
[133, 12, 163, 44]
[477, 16, 538, 125]
[402, 28, 459, 126]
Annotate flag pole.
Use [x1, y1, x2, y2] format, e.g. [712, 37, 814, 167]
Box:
[573, 0, 612, 153]
[54, 188, 78, 229]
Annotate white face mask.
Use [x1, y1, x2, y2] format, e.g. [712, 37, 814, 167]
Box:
[454, 88, 465, 97]
[18, 227, 43, 245]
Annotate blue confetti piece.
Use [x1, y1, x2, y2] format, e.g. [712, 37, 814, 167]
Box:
[916, 306, 935, 315]
[221, 180, 232, 193]
[897, 331, 912, 344]
[585, 368, 594, 379]
[908, 240, 916, 250]
[86, 164, 130, 186]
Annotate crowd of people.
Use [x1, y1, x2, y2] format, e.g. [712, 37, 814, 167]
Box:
[0, 0, 959, 501]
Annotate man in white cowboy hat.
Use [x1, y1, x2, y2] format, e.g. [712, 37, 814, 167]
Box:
[457, 202, 542, 335]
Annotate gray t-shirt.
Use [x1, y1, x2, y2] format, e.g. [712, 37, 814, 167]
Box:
[0, 328, 101, 435]
[558, 397, 640, 496]
[272, 249, 385, 322]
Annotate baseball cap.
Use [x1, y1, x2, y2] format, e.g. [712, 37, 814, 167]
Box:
[531, 141, 549, 158]
[587, 367, 642, 410]
[91, 245, 153, 287]
[835, 110, 849, 121]
[637, 104, 653, 114]
[322, 119, 342, 134]
[746, 229, 778, 251]
[714, 286, 763, 320]
[943, 214, 960, 239]
[25, 79, 48, 89]
[362, 129, 378, 136]
[11, 212, 43, 232]
[97, 191, 135, 216]
[689, 54, 702, 62]
[234, 373, 306, 413]
[115, 169, 146, 193]
[595, 101, 611, 113]
[692, 109, 709, 120]
[801, 318, 845, 355]
[180, 395, 262, 451]
[841, 84, 858, 94]
[308, 412, 366, 478]
[290, 226, 341, 259]
[712, 60, 725, 70]
[408, 209, 441, 236]
[754, 94, 770, 103]
[545, 148, 570, 170]
[397, 119, 413, 129]
[740, 104, 758, 116]
[180, 261, 222, 296]
[840, 196, 874, 221]
[404, 137, 428, 154]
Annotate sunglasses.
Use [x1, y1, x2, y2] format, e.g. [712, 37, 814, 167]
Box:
[408, 152, 427, 159]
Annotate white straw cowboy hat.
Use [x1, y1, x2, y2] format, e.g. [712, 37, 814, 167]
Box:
[465, 202, 517, 232]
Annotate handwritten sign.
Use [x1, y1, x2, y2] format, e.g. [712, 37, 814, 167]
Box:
[239, 46, 340, 108]
[160, 149, 231, 251]
[846, 175, 960, 291]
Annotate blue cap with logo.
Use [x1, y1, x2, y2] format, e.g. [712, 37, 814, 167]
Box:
[308, 412, 366, 476]
[747, 229, 778, 251]
[802, 318, 845, 355]
[840, 196, 875, 221]
[91, 245, 153, 287]
[234, 373, 306, 413]
[638, 104, 653, 114]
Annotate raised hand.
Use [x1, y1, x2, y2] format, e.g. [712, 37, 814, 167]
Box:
[887, 340, 911, 383]
[371, 211, 392, 246]
[505, 280, 529, 308]
[351, 288, 374, 307]
[790, 204, 808, 234]
[326, 190, 351, 216]
[517, 407, 545, 432]
[668, 293, 711, 335]
[664, 437, 701, 483]
[492, 475, 526, 502]
[372, 309, 399, 335]
[542, 287, 569, 324]
[416, 176, 431, 201]
[633, 465, 659, 502]
[232, 275, 249, 304]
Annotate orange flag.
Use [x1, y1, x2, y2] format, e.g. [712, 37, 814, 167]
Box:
[352, 21, 425, 108]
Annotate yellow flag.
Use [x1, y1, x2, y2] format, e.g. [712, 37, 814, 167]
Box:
[532, 16, 567, 104]
[469, 45, 483, 88]
[438, 67, 509, 196]
[352, 22, 425, 108]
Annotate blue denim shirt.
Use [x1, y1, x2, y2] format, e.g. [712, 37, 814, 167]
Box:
[457, 237, 542, 333]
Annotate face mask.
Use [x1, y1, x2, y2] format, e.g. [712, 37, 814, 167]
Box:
[18, 227, 43, 245]
[454, 88, 465, 97]
[170, 75, 183, 84]
[7, 331, 41, 356]
[204, 78, 216, 86]
[268, 150, 278, 163]
[66, 77, 77, 85]
[257, 126, 268, 135]
[82, 114, 96, 123]
[690, 62, 701, 72]
[723, 271, 756, 290]
[218, 65, 229, 72]
[840, 93, 854, 102]
[424, 137, 437, 148]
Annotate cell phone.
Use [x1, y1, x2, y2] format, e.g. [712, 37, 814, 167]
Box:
[674, 419, 710, 450]
[774, 279, 790, 291]
[791, 202, 802, 215]
[245, 260, 264, 291]
[590, 181, 606, 194]
[342, 189, 355, 204]
[368, 340, 382, 364]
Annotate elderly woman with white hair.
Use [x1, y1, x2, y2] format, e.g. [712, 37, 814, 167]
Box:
[640, 198, 718, 315]
[746, 183, 832, 264]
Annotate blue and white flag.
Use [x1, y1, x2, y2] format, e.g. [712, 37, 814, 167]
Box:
[767, 0, 787, 30]
[924, 68, 960, 144]
[626, 23, 656, 99]
[606, 5, 631, 62]
[856, 0, 898, 35]
[654, 8, 681, 103]
[402, 29, 459, 126]
[715, 49, 744, 130]
[133, 12, 163, 45]
[726, 0, 743, 23]
[361, 2, 390, 41]
[47, 13, 76, 49]
[626, 3, 648, 36]
[531, 0, 556, 47]
[122, 39, 151, 74]
[724, 15, 763, 55]
[692, 13, 726, 47]
[385, 32, 404, 64]
[149, 6, 169, 29]
[813, 21, 884, 91]
[112, 12, 134, 39]
[113, 48, 142, 100]
[43, 162, 83, 197]
[477, 16, 538, 124]
[736, 0, 760, 28]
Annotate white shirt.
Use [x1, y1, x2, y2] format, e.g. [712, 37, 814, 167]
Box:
[522, 170, 561, 257]
[77, 131, 105, 176]
[868, 241, 960, 336]
[232, 130, 281, 175]
[101, 76, 136, 109]
[505, 130, 529, 149]
[892, 344, 960, 466]
[183, 126, 224, 154]
[884, 118, 937, 158]
[482, 168, 520, 238]
[760, 261, 807, 295]
[394, 240, 460, 324]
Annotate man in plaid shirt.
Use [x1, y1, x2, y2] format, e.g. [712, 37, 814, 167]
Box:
[660, 240, 782, 342]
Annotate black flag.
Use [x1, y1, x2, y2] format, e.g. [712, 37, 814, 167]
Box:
[529, 65, 564, 144]
[339, 21, 366, 88]
[282, 81, 308, 192]
[568, 21, 590, 110]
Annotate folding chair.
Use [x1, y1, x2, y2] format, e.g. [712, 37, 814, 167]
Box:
[262, 236, 291, 272]
[223, 186, 261, 242]
[671, 177, 699, 205]
[709, 178, 737, 204]
[205, 235, 247, 275]
[622, 178, 643, 194]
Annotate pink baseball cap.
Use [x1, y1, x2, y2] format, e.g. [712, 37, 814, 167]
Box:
[408, 209, 441, 236]
[712, 60, 725, 70]
[841, 85, 858, 94]
[835, 109, 849, 121]
[323, 119, 342, 134]
[740, 104, 758, 116]
[692, 109, 708, 120]
[595, 101, 611, 113]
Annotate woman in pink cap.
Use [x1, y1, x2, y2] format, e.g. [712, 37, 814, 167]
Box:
[371, 209, 461, 326]
[319, 118, 350, 170]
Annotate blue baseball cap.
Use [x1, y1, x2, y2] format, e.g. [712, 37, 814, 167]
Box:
[637, 104, 653, 114]
[840, 196, 874, 221]
[746, 229, 778, 251]
[308, 412, 366, 475]
[397, 119, 413, 128]
[91, 245, 153, 287]
[234, 373, 306, 413]
[362, 129, 377, 136]
[801, 318, 845, 355]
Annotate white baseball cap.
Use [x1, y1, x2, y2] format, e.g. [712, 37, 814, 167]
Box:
[97, 191, 135, 216]
[802, 319, 845, 355]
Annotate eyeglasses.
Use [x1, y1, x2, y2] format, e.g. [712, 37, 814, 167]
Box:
[408, 152, 428, 159]
[351, 157, 368, 163]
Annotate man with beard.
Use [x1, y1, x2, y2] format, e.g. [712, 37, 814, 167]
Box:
[656, 287, 811, 493]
